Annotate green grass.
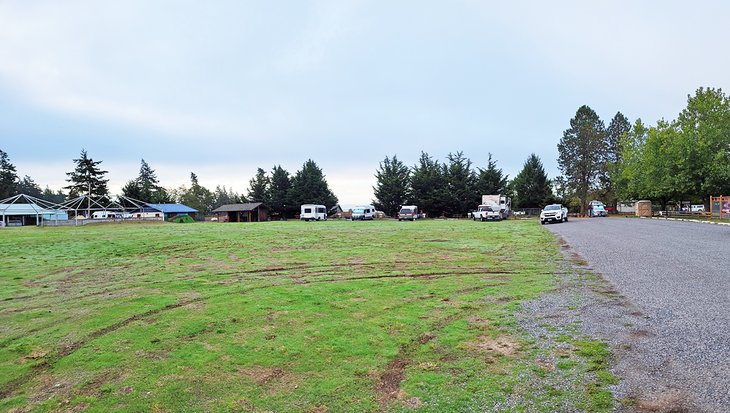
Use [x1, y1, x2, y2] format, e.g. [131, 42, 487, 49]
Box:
[0, 219, 614, 412]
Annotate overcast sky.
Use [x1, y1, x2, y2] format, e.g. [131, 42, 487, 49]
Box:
[1, 1, 729, 205]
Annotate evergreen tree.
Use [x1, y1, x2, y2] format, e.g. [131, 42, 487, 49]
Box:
[213, 185, 244, 209]
[445, 151, 478, 216]
[122, 159, 170, 203]
[289, 160, 338, 208]
[410, 152, 448, 217]
[17, 175, 43, 198]
[42, 187, 66, 203]
[178, 172, 214, 219]
[512, 154, 552, 208]
[372, 155, 410, 217]
[64, 149, 109, 198]
[475, 153, 509, 195]
[268, 165, 293, 218]
[247, 168, 271, 203]
[602, 112, 631, 211]
[0, 149, 18, 199]
[558, 105, 606, 215]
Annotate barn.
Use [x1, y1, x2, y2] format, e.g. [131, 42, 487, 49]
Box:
[0, 203, 69, 226]
[212, 203, 269, 222]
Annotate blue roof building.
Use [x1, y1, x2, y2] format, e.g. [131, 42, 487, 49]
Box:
[131, 203, 198, 220]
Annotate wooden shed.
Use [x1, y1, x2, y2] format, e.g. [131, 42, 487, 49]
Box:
[212, 203, 269, 222]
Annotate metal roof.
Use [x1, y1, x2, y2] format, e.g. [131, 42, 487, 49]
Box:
[0, 203, 63, 215]
[212, 203, 265, 213]
[144, 203, 198, 213]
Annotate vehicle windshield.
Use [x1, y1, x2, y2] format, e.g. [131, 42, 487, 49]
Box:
[399, 208, 413, 214]
[353, 208, 364, 213]
[593, 205, 605, 210]
[479, 206, 493, 212]
[544, 205, 561, 211]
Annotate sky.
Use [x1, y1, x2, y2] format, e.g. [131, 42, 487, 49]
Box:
[1, 1, 729, 206]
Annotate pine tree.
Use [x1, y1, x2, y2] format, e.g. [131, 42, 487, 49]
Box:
[268, 165, 293, 218]
[410, 152, 448, 217]
[247, 168, 270, 203]
[602, 112, 631, 210]
[445, 151, 478, 216]
[178, 172, 214, 219]
[17, 175, 42, 198]
[512, 154, 552, 208]
[42, 187, 66, 203]
[558, 106, 606, 215]
[64, 150, 109, 198]
[289, 160, 338, 208]
[0, 149, 19, 199]
[475, 153, 509, 195]
[122, 159, 170, 203]
[372, 155, 410, 217]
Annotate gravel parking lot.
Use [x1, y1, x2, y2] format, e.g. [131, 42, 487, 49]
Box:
[546, 217, 730, 412]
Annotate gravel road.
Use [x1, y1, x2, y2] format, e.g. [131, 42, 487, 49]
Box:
[545, 217, 730, 412]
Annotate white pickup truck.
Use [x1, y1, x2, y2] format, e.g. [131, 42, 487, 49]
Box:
[540, 204, 568, 224]
[472, 204, 502, 221]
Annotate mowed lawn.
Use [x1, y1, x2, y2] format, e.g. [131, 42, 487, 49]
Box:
[0, 220, 606, 412]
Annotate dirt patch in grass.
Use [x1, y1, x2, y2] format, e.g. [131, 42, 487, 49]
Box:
[374, 356, 408, 405]
[467, 335, 520, 357]
[238, 366, 298, 394]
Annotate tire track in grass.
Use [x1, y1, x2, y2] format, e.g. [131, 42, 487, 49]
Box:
[0, 268, 517, 399]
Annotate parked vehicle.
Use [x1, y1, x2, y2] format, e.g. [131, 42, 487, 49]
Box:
[472, 204, 502, 221]
[300, 204, 327, 221]
[92, 210, 122, 219]
[398, 205, 423, 221]
[588, 204, 607, 217]
[691, 204, 705, 212]
[351, 205, 376, 220]
[482, 195, 511, 219]
[540, 204, 568, 224]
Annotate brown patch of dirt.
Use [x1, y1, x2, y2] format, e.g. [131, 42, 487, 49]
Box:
[374, 356, 408, 405]
[468, 335, 520, 357]
[631, 389, 690, 412]
[402, 396, 423, 408]
[422, 239, 450, 242]
[418, 332, 436, 344]
[238, 366, 287, 384]
[20, 348, 48, 363]
[467, 316, 490, 328]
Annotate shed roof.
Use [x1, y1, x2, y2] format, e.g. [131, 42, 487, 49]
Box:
[0, 203, 59, 215]
[212, 203, 266, 213]
[145, 203, 198, 213]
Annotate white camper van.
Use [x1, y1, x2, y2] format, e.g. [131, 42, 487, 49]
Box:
[92, 210, 122, 219]
[351, 205, 376, 220]
[300, 204, 327, 221]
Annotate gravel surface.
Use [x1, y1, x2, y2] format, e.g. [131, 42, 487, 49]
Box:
[543, 217, 730, 412]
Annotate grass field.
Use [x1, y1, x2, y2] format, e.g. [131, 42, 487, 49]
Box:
[0, 220, 613, 412]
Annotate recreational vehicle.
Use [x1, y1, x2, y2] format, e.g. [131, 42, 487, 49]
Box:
[300, 204, 327, 221]
[351, 205, 376, 220]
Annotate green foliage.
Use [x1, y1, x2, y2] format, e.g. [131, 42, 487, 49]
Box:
[122, 159, 171, 203]
[601, 112, 631, 209]
[372, 155, 410, 217]
[410, 152, 448, 217]
[558, 106, 606, 215]
[16, 175, 42, 198]
[212, 185, 244, 210]
[444, 151, 478, 216]
[169, 215, 195, 223]
[176, 172, 215, 218]
[512, 154, 552, 208]
[616, 87, 730, 207]
[267, 165, 294, 218]
[0, 149, 19, 199]
[475, 153, 509, 196]
[64, 149, 110, 198]
[42, 187, 66, 203]
[289, 159, 338, 208]
[247, 168, 270, 203]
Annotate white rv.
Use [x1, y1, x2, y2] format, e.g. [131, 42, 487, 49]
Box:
[351, 205, 376, 220]
[300, 204, 327, 221]
[481, 195, 512, 219]
[92, 210, 122, 219]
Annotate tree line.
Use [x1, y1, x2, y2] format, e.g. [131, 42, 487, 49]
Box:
[372, 151, 553, 217]
[0, 150, 337, 219]
[555, 87, 730, 214]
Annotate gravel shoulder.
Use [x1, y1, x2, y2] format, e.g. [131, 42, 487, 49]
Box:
[539, 217, 730, 412]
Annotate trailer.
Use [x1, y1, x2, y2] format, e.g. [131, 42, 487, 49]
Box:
[481, 195, 512, 219]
